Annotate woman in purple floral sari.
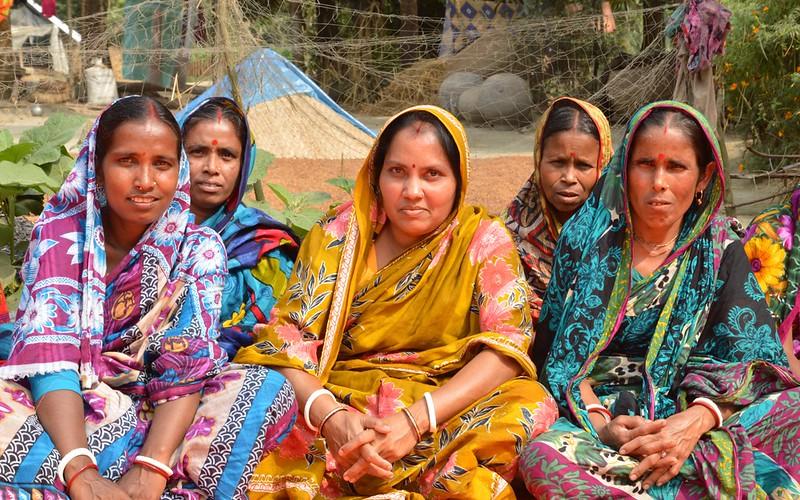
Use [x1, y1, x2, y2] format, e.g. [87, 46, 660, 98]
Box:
[0, 96, 296, 499]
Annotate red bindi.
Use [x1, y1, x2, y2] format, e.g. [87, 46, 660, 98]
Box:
[211, 139, 218, 146]
[411, 163, 416, 169]
[569, 151, 576, 159]
[657, 153, 666, 163]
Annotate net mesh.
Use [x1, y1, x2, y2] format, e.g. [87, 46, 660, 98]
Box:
[1, 0, 680, 130]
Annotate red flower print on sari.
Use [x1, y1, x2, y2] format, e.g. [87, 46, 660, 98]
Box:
[480, 299, 527, 347]
[479, 258, 516, 298]
[276, 425, 315, 460]
[365, 381, 404, 418]
[468, 220, 514, 265]
[277, 323, 322, 366]
[324, 203, 353, 240]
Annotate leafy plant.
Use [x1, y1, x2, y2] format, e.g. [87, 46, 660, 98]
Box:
[253, 183, 332, 238]
[326, 176, 356, 195]
[722, 1, 800, 171]
[0, 113, 86, 296]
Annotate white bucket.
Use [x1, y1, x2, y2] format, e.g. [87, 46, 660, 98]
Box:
[85, 58, 118, 106]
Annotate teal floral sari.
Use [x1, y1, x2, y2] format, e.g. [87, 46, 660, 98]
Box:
[519, 101, 800, 498]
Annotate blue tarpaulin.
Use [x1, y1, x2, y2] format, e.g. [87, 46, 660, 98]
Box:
[177, 48, 376, 138]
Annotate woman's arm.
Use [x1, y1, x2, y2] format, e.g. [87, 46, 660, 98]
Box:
[37, 391, 131, 500]
[117, 393, 201, 499]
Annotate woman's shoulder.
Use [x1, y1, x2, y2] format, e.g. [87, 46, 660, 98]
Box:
[460, 206, 518, 264]
[179, 224, 227, 270]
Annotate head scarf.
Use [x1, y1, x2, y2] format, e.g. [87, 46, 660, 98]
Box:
[237, 105, 535, 382]
[181, 97, 299, 358]
[505, 97, 612, 321]
[0, 96, 227, 392]
[538, 101, 736, 422]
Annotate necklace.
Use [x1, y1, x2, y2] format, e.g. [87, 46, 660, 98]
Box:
[632, 231, 678, 256]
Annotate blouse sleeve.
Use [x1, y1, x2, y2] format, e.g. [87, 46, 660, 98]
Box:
[680, 241, 796, 405]
[146, 228, 229, 403]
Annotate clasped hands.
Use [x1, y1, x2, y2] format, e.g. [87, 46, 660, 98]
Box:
[596, 406, 716, 491]
[321, 404, 429, 484]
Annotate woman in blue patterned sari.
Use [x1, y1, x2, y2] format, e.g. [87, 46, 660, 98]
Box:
[182, 97, 299, 360]
[519, 101, 800, 498]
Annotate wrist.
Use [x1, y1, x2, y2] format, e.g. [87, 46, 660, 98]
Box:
[687, 404, 717, 434]
[408, 402, 429, 434]
[63, 455, 94, 482]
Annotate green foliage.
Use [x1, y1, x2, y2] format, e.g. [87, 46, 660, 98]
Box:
[0, 113, 86, 297]
[249, 148, 275, 187]
[255, 183, 332, 238]
[722, 1, 800, 170]
[326, 176, 356, 195]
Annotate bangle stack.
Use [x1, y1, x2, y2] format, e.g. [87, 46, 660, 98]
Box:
[401, 407, 422, 441]
[689, 397, 723, 428]
[318, 405, 348, 435]
[133, 455, 173, 481]
[586, 404, 612, 424]
[57, 448, 97, 485]
[423, 392, 437, 433]
[304, 388, 336, 432]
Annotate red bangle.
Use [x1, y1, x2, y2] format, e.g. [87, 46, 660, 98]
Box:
[66, 463, 99, 493]
[586, 404, 612, 423]
[135, 460, 171, 481]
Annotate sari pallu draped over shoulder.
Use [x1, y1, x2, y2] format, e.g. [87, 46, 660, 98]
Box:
[181, 97, 299, 360]
[520, 101, 800, 498]
[0, 98, 297, 499]
[237, 105, 557, 499]
[505, 97, 612, 325]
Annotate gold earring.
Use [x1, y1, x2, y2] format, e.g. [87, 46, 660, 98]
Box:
[695, 190, 704, 206]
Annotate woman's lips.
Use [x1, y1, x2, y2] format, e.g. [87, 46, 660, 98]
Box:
[195, 181, 224, 193]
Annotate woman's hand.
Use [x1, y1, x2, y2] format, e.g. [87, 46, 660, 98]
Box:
[339, 411, 420, 483]
[67, 467, 132, 500]
[597, 415, 669, 450]
[321, 410, 392, 481]
[622, 406, 716, 489]
[116, 466, 168, 500]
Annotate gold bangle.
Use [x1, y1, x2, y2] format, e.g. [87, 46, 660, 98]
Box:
[401, 407, 422, 441]
[318, 405, 348, 435]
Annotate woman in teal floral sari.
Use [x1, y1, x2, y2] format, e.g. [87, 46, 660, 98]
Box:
[519, 101, 800, 498]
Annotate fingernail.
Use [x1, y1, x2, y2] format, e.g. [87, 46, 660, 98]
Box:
[644, 483, 650, 490]
[630, 474, 637, 480]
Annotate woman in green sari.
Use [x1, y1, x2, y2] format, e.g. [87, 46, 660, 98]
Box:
[519, 101, 800, 498]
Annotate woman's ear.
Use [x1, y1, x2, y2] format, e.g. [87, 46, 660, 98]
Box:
[697, 161, 715, 191]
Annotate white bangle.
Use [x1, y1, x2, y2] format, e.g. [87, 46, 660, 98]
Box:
[304, 388, 335, 432]
[57, 448, 97, 484]
[690, 397, 724, 428]
[134, 455, 173, 477]
[423, 392, 437, 433]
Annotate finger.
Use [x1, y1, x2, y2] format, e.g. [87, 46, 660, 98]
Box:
[613, 415, 647, 429]
[342, 458, 371, 483]
[620, 435, 675, 457]
[338, 429, 377, 458]
[361, 415, 391, 434]
[357, 442, 392, 471]
[629, 452, 664, 481]
[650, 462, 681, 488]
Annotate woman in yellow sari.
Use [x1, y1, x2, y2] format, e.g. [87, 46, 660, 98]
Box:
[236, 105, 557, 499]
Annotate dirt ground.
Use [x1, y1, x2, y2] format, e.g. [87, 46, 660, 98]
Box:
[255, 155, 535, 217]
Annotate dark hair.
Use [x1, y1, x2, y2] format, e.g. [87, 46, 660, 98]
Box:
[372, 110, 462, 195]
[633, 108, 715, 168]
[181, 97, 248, 156]
[541, 100, 601, 145]
[95, 96, 181, 166]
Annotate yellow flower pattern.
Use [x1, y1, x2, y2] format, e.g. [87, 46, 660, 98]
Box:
[744, 236, 787, 296]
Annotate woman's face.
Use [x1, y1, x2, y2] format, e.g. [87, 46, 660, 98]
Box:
[99, 118, 180, 236]
[185, 117, 243, 223]
[627, 124, 714, 236]
[538, 130, 600, 223]
[378, 123, 458, 248]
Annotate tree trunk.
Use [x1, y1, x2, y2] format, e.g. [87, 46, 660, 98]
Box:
[80, 0, 106, 54]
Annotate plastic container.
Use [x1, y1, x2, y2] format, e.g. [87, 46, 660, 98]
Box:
[85, 58, 118, 106]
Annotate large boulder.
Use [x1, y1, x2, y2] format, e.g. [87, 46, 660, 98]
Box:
[438, 72, 483, 115]
[458, 73, 533, 126]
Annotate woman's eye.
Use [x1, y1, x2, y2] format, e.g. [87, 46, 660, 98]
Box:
[427, 170, 441, 178]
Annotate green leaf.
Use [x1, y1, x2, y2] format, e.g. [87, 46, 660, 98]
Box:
[0, 254, 16, 285]
[297, 191, 332, 207]
[0, 161, 61, 193]
[0, 224, 12, 247]
[250, 148, 274, 185]
[0, 143, 36, 163]
[326, 177, 356, 195]
[20, 113, 86, 148]
[287, 208, 325, 232]
[14, 197, 43, 216]
[266, 183, 292, 206]
[27, 146, 62, 166]
[0, 130, 13, 150]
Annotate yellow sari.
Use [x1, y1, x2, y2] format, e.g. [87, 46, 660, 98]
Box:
[236, 105, 557, 499]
